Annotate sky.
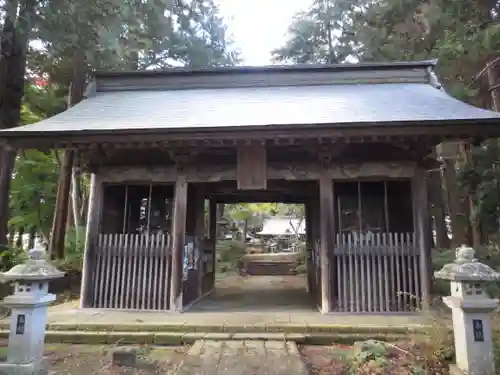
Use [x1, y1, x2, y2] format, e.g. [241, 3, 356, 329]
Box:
[214, 0, 312, 66]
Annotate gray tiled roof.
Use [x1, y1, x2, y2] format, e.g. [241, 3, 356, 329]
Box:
[3, 82, 500, 136]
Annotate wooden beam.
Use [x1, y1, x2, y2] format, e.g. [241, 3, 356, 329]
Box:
[98, 161, 417, 183]
[8, 122, 471, 150]
[79, 174, 103, 308]
[169, 172, 188, 312]
[49, 150, 74, 259]
[319, 155, 335, 314]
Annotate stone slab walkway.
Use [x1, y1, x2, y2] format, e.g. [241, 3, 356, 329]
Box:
[176, 340, 308, 375]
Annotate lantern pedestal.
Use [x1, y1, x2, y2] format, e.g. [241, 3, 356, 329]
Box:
[0, 246, 64, 375]
[435, 245, 500, 375]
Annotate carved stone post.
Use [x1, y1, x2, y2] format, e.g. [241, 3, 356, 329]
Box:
[435, 245, 500, 375]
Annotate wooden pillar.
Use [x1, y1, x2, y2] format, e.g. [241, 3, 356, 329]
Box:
[310, 191, 321, 306]
[304, 199, 313, 296]
[209, 198, 217, 275]
[49, 150, 74, 259]
[319, 156, 334, 314]
[195, 187, 205, 298]
[412, 168, 431, 310]
[169, 172, 188, 312]
[79, 173, 103, 308]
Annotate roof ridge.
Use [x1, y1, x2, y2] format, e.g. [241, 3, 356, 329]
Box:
[93, 60, 438, 78]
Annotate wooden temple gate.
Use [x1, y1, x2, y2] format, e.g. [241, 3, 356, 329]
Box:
[3, 61, 498, 314]
[77, 153, 431, 314]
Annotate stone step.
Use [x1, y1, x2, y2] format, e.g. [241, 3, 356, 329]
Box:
[0, 321, 422, 335]
[175, 340, 308, 375]
[0, 329, 414, 345]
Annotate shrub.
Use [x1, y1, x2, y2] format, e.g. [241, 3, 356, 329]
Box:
[55, 226, 86, 271]
[0, 245, 26, 272]
[218, 240, 246, 265]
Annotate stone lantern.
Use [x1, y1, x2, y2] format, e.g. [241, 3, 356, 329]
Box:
[0, 245, 64, 375]
[434, 245, 500, 375]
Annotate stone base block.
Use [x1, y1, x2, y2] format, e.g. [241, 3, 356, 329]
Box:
[450, 363, 497, 375]
[112, 347, 137, 367]
[0, 360, 49, 375]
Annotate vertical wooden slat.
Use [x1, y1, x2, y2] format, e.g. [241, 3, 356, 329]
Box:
[105, 234, 114, 308]
[348, 234, 354, 312]
[125, 234, 134, 309]
[93, 234, 103, 307]
[143, 234, 150, 310]
[401, 233, 409, 311]
[341, 235, 347, 312]
[360, 234, 366, 312]
[157, 234, 165, 310]
[391, 233, 400, 311]
[371, 233, 377, 312]
[383, 234, 390, 312]
[130, 234, 139, 309]
[389, 233, 396, 312]
[118, 234, 128, 309]
[100, 234, 110, 308]
[336, 237, 342, 312]
[151, 234, 159, 310]
[366, 234, 372, 313]
[102, 234, 113, 307]
[407, 232, 415, 310]
[412, 232, 420, 310]
[164, 235, 171, 310]
[112, 234, 121, 308]
[354, 234, 360, 313]
[378, 234, 385, 312]
[141, 234, 148, 310]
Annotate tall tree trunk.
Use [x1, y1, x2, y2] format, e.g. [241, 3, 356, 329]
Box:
[66, 193, 73, 229]
[428, 151, 449, 248]
[71, 167, 82, 230]
[461, 142, 481, 247]
[49, 46, 86, 259]
[442, 151, 467, 247]
[0, 0, 38, 248]
[487, 64, 500, 241]
[49, 151, 73, 259]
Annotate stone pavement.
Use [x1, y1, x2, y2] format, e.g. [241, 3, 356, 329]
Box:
[176, 340, 308, 375]
[3, 275, 426, 329]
